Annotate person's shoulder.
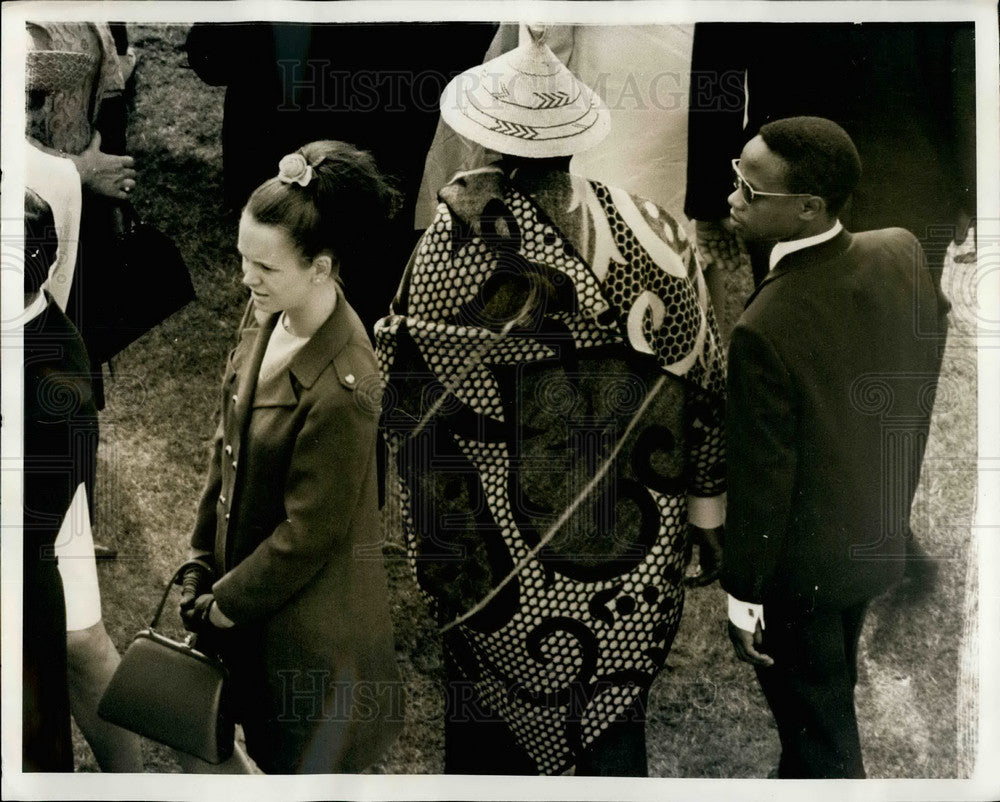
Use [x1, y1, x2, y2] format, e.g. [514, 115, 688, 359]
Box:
[308, 307, 381, 417]
[853, 226, 918, 244]
[586, 177, 692, 252]
[851, 226, 921, 255]
[849, 227, 925, 272]
[438, 166, 505, 224]
[331, 337, 378, 393]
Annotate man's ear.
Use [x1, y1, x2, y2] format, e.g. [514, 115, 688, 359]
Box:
[799, 195, 827, 221]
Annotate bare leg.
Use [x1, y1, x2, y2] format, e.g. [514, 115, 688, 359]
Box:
[66, 620, 144, 772]
[174, 742, 254, 774]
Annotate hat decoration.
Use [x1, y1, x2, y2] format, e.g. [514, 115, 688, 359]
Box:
[440, 24, 611, 158]
[278, 152, 314, 187]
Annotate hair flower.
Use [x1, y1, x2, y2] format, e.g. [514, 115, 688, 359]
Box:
[278, 153, 314, 187]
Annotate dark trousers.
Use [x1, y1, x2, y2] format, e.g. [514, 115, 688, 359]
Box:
[755, 600, 869, 779]
[443, 669, 648, 776]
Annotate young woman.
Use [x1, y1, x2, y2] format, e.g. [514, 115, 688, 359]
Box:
[177, 140, 402, 774]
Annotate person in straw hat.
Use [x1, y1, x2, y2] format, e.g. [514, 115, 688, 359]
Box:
[375, 25, 726, 775]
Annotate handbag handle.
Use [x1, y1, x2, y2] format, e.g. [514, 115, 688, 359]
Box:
[150, 559, 215, 630]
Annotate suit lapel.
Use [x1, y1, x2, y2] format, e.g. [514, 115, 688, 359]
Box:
[743, 258, 795, 309]
[744, 230, 854, 309]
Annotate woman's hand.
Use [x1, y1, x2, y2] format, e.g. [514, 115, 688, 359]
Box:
[68, 132, 137, 200]
[178, 559, 214, 620]
[182, 593, 235, 632]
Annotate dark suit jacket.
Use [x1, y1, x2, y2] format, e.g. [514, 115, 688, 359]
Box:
[685, 22, 976, 273]
[190, 294, 401, 773]
[722, 228, 947, 611]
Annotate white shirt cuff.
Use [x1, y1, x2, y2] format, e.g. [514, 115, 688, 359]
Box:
[728, 594, 765, 633]
[688, 493, 725, 529]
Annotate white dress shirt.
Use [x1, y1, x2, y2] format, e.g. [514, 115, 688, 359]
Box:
[768, 220, 843, 271]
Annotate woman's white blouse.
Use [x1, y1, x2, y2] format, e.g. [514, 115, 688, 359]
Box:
[257, 314, 308, 386]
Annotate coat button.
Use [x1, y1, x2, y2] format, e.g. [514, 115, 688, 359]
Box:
[219, 495, 226, 505]
[344, 373, 355, 385]
[224, 513, 230, 521]
[231, 461, 237, 470]
[232, 394, 238, 403]
[225, 444, 233, 455]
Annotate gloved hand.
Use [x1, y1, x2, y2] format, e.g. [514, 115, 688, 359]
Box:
[176, 559, 214, 628]
[684, 524, 724, 588]
[181, 593, 217, 633]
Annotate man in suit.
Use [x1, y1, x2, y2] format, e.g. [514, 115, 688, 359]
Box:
[722, 117, 948, 778]
[685, 22, 975, 289]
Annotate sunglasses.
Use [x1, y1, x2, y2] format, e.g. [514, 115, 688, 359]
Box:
[732, 159, 813, 204]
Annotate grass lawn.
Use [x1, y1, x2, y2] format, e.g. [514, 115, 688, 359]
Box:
[78, 24, 978, 778]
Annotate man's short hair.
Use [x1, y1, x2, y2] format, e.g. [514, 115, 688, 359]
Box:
[758, 116, 862, 215]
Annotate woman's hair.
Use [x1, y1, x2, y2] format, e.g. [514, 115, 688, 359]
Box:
[758, 116, 862, 215]
[244, 140, 402, 272]
[24, 188, 57, 296]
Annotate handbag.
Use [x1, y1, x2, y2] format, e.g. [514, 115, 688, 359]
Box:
[97, 564, 234, 763]
[81, 202, 196, 364]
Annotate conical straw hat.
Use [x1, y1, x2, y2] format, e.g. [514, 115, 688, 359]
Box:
[440, 25, 611, 158]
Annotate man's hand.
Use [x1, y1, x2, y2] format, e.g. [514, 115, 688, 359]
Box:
[728, 620, 774, 668]
[68, 132, 137, 200]
[685, 524, 723, 587]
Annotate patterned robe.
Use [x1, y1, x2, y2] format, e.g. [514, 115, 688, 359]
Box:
[26, 22, 124, 155]
[376, 165, 725, 773]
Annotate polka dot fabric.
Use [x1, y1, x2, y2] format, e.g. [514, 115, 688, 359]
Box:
[374, 169, 726, 774]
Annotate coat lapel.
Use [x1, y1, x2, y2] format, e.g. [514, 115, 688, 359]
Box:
[229, 289, 359, 427]
[231, 307, 275, 429]
[286, 287, 355, 390]
[252, 369, 300, 408]
[744, 229, 853, 309]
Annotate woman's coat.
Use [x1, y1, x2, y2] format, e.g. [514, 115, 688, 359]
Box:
[190, 294, 401, 773]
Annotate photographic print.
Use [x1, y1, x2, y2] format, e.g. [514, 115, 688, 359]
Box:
[2, 1, 997, 800]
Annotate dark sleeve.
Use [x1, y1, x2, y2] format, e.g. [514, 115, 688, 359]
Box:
[185, 23, 256, 86]
[720, 324, 797, 603]
[189, 419, 224, 565]
[950, 23, 977, 216]
[23, 322, 99, 546]
[212, 382, 377, 623]
[684, 23, 748, 222]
